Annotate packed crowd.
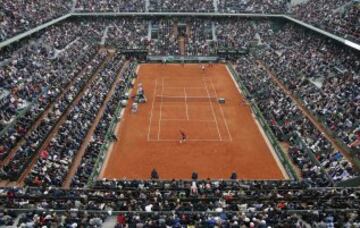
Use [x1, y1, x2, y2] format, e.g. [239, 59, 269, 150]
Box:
[0, 20, 109, 180]
[187, 19, 217, 56]
[0, 50, 107, 181]
[0, 21, 102, 132]
[148, 18, 218, 56]
[1, 0, 358, 50]
[291, 0, 360, 43]
[0, 0, 72, 42]
[73, 0, 215, 12]
[24, 52, 127, 187]
[0, 19, 143, 186]
[1, 180, 360, 226]
[71, 62, 137, 188]
[257, 24, 360, 155]
[149, 0, 214, 12]
[203, 18, 360, 157]
[69, 0, 359, 46]
[75, 0, 145, 12]
[2, 209, 360, 227]
[235, 56, 358, 184]
[0, 40, 102, 168]
[148, 19, 179, 55]
[72, 0, 289, 13]
[105, 19, 149, 49]
[216, 19, 272, 50]
[218, 0, 288, 13]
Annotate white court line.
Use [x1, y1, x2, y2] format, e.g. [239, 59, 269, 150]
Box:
[209, 80, 233, 142]
[157, 78, 165, 141]
[161, 118, 215, 122]
[184, 88, 189, 120]
[202, 79, 222, 141]
[147, 79, 158, 141]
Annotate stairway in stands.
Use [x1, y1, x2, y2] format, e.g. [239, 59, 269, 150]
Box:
[177, 22, 189, 56]
[178, 36, 186, 55]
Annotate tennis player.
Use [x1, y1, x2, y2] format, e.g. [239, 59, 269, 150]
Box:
[179, 130, 187, 143]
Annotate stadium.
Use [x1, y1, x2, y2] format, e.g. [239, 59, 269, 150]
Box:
[0, 0, 359, 226]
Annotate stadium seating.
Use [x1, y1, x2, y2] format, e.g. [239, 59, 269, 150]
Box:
[216, 19, 272, 50]
[1, 181, 360, 226]
[24, 53, 129, 187]
[0, 50, 107, 181]
[149, 0, 214, 12]
[71, 63, 137, 188]
[105, 19, 149, 49]
[0, 38, 103, 167]
[148, 19, 179, 55]
[0, 2, 359, 226]
[258, 23, 359, 154]
[75, 0, 145, 12]
[0, 0, 72, 42]
[187, 19, 217, 56]
[218, 0, 287, 13]
[291, 0, 360, 43]
[235, 56, 357, 183]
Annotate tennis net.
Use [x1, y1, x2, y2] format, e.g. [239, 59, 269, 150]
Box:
[155, 95, 217, 102]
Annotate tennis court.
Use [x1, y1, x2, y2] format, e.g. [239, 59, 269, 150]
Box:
[101, 64, 287, 180]
[147, 76, 232, 142]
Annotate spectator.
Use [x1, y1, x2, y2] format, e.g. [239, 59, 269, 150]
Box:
[0, 0, 72, 42]
[75, 0, 145, 12]
[291, 1, 360, 43]
[151, 169, 159, 179]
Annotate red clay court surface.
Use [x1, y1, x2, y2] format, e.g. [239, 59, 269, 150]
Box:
[100, 64, 287, 180]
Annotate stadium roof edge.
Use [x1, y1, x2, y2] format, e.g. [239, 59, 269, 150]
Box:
[0, 12, 358, 52]
[0, 14, 72, 49]
[282, 15, 360, 51]
[70, 12, 283, 17]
